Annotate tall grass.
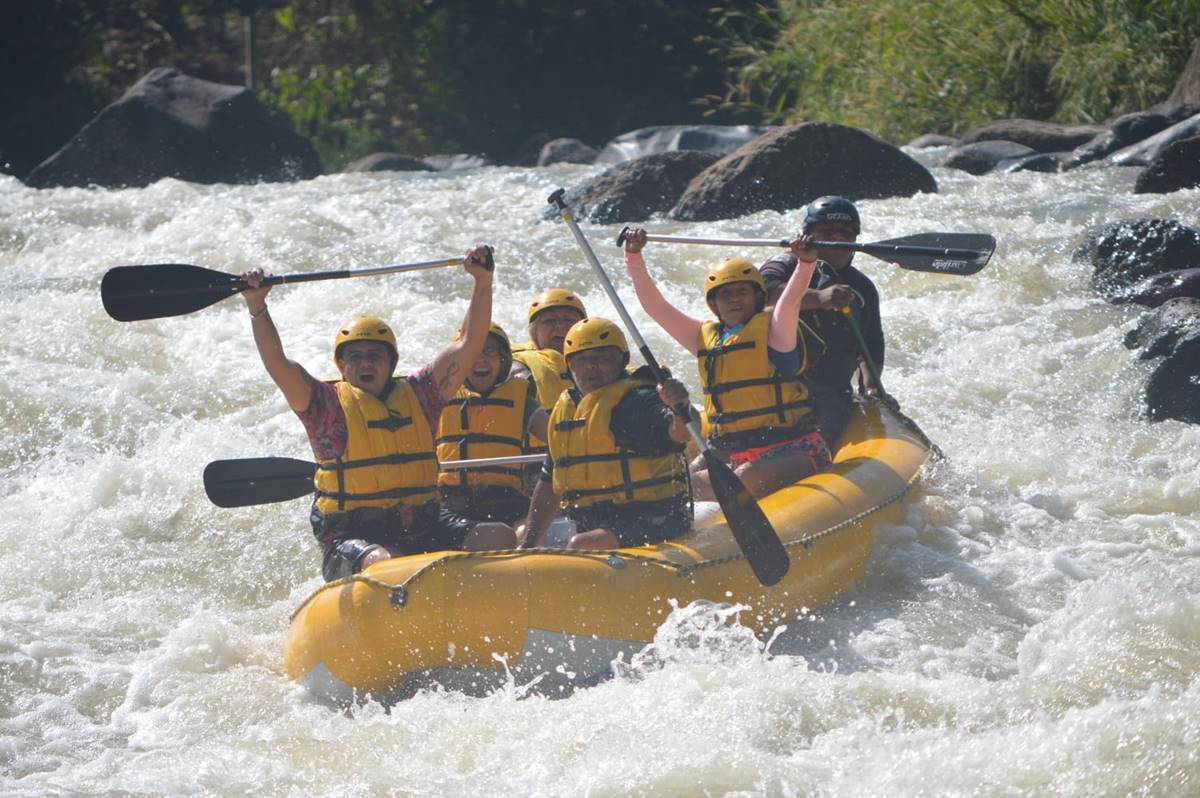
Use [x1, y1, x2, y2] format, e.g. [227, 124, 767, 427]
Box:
[712, 0, 1200, 143]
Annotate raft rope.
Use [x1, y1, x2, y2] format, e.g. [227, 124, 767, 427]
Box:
[288, 450, 929, 621]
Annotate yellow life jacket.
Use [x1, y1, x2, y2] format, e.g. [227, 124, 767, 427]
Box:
[511, 344, 574, 453]
[548, 373, 688, 510]
[435, 376, 533, 493]
[697, 311, 816, 449]
[313, 379, 440, 514]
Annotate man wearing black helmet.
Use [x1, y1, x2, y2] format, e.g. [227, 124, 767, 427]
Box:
[759, 196, 886, 444]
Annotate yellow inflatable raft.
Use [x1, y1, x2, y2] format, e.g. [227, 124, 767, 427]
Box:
[284, 399, 933, 702]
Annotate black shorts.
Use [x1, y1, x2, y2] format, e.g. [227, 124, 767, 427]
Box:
[568, 497, 692, 547]
[314, 502, 475, 582]
[440, 485, 529, 525]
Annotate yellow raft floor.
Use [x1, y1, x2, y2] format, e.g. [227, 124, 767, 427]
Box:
[284, 399, 933, 701]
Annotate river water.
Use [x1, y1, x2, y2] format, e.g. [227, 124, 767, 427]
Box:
[1, 156, 1197, 796]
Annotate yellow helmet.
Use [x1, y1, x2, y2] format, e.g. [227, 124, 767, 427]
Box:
[704, 257, 766, 314]
[562, 317, 628, 359]
[528, 288, 587, 324]
[334, 316, 397, 361]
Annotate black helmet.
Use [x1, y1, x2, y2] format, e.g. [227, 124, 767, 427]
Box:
[801, 196, 861, 235]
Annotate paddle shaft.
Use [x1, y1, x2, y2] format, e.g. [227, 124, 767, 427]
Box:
[630, 232, 984, 262]
[549, 193, 707, 451]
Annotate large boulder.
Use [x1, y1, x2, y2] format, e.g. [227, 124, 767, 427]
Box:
[1168, 39, 1200, 105]
[1113, 269, 1200, 307]
[24, 68, 320, 188]
[1106, 111, 1200, 166]
[997, 152, 1067, 173]
[538, 138, 599, 166]
[1123, 298, 1200, 424]
[669, 123, 936, 223]
[594, 125, 768, 164]
[342, 153, 435, 173]
[1134, 135, 1200, 194]
[942, 140, 1036, 175]
[1066, 111, 1174, 169]
[957, 119, 1104, 152]
[545, 150, 720, 224]
[1075, 218, 1200, 299]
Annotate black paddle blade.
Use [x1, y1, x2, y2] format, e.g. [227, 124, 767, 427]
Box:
[203, 457, 317, 508]
[701, 450, 790, 586]
[101, 263, 245, 321]
[863, 233, 996, 275]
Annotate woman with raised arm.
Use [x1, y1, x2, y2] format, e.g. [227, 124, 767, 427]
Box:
[622, 228, 831, 500]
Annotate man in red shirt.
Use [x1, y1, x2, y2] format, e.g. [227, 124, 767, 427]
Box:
[240, 244, 515, 581]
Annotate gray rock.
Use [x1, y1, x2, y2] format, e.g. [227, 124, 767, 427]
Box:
[1123, 298, 1200, 424]
[943, 140, 1036, 175]
[546, 150, 720, 224]
[906, 134, 956, 149]
[669, 123, 936, 223]
[1067, 111, 1173, 169]
[957, 118, 1104, 152]
[1075, 218, 1200, 299]
[997, 152, 1067, 173]
[1134, 135, 1200, 194]
[342, 153, 436, 173]
[595, 125, 768, 164]
[24, 68, 320, 188]
[1107, 111, 1200, 166]
[422, 154, 493, 171]
[537, 138, 599, 166]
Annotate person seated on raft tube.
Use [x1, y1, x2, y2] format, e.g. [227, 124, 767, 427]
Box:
[759, 195, 888, 444]
[519, 317, 694, 551]
[436, 322, 549, 527]
[239, 245, 516, 582]
[622, 227, 831, 500]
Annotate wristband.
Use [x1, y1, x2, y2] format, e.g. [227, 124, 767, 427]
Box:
[249, 305, 268, 319]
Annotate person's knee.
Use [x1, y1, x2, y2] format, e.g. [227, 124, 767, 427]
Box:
[322, 539, 388, 581]
[567, 528, 619, 550]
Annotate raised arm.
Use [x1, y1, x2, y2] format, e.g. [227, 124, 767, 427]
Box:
[768, 236, 819, 353]
[241, 269, 315, 413]
[429, 244, 495, 401]
[622, 228, 702, 356]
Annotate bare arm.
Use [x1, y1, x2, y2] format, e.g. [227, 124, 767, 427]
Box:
[520, 477, 561, 548]
[768, 237, 819, 353]
[622, 229, 701, 356]
[241, 269, 314, 413]
[527, 407, 549, 442]
[657, 379, 693, 445]
[429, 244, 495, 401]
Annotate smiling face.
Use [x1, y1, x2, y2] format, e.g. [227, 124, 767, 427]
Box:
[336, 341, 393, 396]
[567, 346, 626, 394]
[465, 334, 508, 392]
[531, 308, 586, 353]
[711, 281, 760, 327]
[806, 221, 858, 269]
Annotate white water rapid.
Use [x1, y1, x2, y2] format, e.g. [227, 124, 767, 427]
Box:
[2, 157, 1198, 796]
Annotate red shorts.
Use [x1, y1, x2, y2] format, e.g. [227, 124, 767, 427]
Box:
[728, 431, 831, 472]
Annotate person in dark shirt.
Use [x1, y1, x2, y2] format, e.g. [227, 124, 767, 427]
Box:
[520, 318, 693, 550]
[760, 196, 887, 444]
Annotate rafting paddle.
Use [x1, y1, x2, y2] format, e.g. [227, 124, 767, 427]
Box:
[203, 454, 548, 508]
[615, 230, 996, 275]
[101, 257, 464, 322]
[548, 188, 790, 587]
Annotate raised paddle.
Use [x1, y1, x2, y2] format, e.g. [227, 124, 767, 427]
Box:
[101, 257, 464, 322]
[202, 454, 548, 508]
[614, 230, 995, 276]
[548, 188, 790, 587]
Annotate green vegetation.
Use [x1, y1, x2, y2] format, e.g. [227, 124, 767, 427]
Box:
[711, 0, 1200, 143]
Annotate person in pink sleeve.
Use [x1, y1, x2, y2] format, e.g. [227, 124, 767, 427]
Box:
[622, 228, 831, 500]
[239, 244, 516, 582]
